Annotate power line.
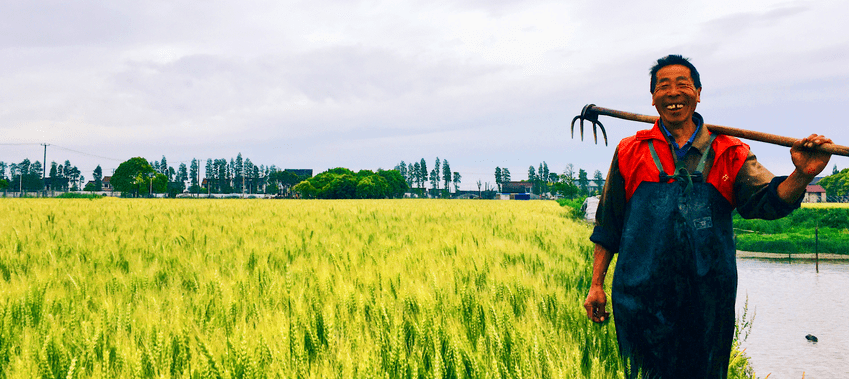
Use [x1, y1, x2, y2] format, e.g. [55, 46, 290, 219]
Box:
[50, 145, 124, 162]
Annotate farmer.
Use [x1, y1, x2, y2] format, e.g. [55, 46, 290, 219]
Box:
[583, 54, 832, 378]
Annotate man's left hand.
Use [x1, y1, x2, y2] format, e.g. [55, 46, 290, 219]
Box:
[791, 134, 833, 178]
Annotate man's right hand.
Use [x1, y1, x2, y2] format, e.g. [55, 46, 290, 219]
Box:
[584, 286, 610, 323]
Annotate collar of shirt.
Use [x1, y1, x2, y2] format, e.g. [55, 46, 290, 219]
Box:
[660, 113, 704, 160]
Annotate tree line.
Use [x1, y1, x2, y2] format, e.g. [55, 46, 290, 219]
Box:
[1, 153, 610, 200]
[394, 157, 461, 198]
[0, 154, 311, 198]
[0, 159, 93, 194]
[111, 154, 311, 197]
[818, 165, 849, 200]
[495, 162, 605, 198]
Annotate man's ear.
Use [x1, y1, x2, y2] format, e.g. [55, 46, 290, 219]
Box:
[696, 88, 701, 103]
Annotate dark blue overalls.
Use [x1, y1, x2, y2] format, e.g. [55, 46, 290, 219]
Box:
[612, 135, 737, 379]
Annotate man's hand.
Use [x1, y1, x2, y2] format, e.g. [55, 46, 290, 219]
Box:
[791, 134, 833, 178]
[778, 134, 833, 204]
[584, 286, 610, 323]
[585, 243, 614, 323]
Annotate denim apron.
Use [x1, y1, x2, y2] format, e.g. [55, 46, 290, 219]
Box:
[613, 134, 737, 379]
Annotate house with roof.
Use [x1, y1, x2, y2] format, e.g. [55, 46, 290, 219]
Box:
[804, 184, 826, 203]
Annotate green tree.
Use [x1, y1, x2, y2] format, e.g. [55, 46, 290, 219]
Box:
[452, 172, 461, 193]
[412, 162, 421, 190]
[268, 170, 304, 196]
[112, 157, 156, 197]
[292, 168, 407, 199]
[593, 170, 605, 194]
[818, 168, 849, 198]
[577, 169, 589, 195]
[442, 159, 451, 195]
[529, 166, 538, 194]
[93, 165, 104, 191]
[377, 169, 408, 198]
[495, 167, 502, 192]
[355, 175, 388, 199]
[406, 162, 415, 189]
[419, 159, 427, 190]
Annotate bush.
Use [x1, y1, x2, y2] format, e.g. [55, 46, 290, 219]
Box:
[55, 193, 102, 199]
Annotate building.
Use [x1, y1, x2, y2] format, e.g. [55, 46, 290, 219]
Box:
[501, 181, 533, 194]
[804, 185, 826, 203]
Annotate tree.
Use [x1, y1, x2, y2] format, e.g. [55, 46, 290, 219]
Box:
[10, 159, 44, 193]
[67, 165, 81, 191]
[419, 159, 427, 190]
[112, 157, 156, 197]
[433, 157, 441, 191]
[189, 159, 200, 194]
[93, 165, 104, 191]
[160, 156, 171, 179]
[396, 161, 407, 183]
[377, 169, 408, 198]
[412, 162, 421, 189]
[834, 165, 839, 175]
[234, 153, 244, 193]
[502, 168, 511, 183]
[452, 172, 461, 193]
[292, 168, 407, 199]
[818, 168, 849, 198]
[529, 166, 538, 194]
[495, 167, 502, 192]
[268, 170, 304, 196]
[577, 169, 589, 195]
[593, 170, 605, 194]
[563, 164, 575, 185]
[177, 163, 188, 186]
[429, 167, 439, 193]
[551, 174, 579, 199]
[442, 159, 451, 195]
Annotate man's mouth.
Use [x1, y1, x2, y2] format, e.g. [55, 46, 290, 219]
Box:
[666, 103, 684, 110]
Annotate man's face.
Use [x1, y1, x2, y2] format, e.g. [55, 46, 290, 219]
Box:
[652, 64, 701, 128]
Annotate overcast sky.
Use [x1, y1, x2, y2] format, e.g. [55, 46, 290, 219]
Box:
[2, 0, 847, 189]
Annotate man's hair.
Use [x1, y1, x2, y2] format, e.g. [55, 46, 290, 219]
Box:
[650, 54, 701, 93]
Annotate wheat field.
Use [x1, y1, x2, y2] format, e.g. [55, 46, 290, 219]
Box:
[0, 199, 753, 378]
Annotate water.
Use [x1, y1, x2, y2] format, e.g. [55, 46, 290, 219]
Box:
[736, 258, 849, 378]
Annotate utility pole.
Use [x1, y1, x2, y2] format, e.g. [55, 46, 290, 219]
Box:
[41, 143, 49, 197]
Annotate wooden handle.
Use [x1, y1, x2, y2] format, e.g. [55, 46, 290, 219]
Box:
[590, 106, 849, 157]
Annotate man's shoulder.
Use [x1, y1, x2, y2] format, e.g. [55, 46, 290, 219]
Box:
[711, 133, 750, 159]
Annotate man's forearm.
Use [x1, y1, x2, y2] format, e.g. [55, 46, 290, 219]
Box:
[591, 243, 614, 288]
[776, 169, 814, 205]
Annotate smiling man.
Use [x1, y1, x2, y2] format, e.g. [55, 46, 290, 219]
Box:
[583, 55, 832, 378]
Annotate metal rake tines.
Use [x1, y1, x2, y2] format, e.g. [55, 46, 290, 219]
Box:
[571, 104, 608, 146]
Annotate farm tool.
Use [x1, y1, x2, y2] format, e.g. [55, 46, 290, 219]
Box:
[571, 104, 849, 157]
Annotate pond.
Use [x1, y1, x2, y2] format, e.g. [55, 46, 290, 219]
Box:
[736, 257, 849, 378]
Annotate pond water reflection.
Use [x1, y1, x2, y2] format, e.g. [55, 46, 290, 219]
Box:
[736, 258, 849, 378]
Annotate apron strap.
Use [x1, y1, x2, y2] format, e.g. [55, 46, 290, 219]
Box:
[648, 133, 718, 195]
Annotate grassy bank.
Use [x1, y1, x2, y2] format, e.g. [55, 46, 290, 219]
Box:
[733, 205, 849, 255]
